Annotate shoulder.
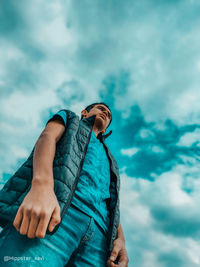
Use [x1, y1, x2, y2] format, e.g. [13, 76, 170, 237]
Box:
[45, 109, 79, 128]
[58, 109, 79, 120]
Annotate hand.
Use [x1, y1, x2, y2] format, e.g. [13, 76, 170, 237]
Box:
[13, 183, 61, 239]
[107, 238, 129, 267]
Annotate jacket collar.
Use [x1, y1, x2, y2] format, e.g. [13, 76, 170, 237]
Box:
[82, 115, 112, 141]
[97, 131, 112, 143]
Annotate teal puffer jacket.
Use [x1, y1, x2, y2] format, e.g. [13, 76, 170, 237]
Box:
[0, 109, 120, 255]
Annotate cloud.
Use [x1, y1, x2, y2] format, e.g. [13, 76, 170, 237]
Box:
[120, 147, 139, 157]
[177, 128, 200, 147]
[120, 158, 200, 266]
[1, 1, 200, 266]
[1, 0, 200, 124]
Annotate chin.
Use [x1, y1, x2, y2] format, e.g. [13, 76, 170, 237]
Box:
[95, 117, 106, 130]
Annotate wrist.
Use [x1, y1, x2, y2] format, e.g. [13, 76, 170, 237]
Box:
[117, 223, 125, 243]
[117, 236, 125, 243]
[32, 176, 54, 188]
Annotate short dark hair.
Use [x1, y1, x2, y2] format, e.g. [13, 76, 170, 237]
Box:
[81, 102, 112, 128]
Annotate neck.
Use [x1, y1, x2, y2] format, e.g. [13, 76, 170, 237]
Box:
[92, 125, 104, 137]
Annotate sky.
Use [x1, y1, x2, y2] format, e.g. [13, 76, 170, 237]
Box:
[1, 0, 200, 266]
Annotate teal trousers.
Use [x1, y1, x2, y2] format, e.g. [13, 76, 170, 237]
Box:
[0, 203, 110, 266]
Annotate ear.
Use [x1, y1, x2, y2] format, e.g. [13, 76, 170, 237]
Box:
[81, 109, 88, 118]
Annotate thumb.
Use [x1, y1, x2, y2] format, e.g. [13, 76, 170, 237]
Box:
[48, 205, 61, 232]
[109, 249, 119, 262]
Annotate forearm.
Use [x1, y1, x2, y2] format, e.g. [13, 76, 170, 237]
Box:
[32, 132, 56, 188]
[117, 221, 125, 242]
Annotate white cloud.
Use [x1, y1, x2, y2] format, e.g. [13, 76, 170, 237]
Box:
[151, 145, 165, 153]
[139, 128, 155, 139]
[120, 147, 139, 157]
[177, 129, 200, 147]
[1, 1, 200, 126]
[119, 156, 200, 266]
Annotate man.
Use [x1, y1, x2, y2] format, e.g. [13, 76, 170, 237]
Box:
[0, 102, 129, 266]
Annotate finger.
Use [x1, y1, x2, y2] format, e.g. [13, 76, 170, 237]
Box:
[118, 257, 129, 267]
[27, 212, 40, 239]
[48, 206, 61, 232]
[19, 211, 30, 235]
[107, 258, 114, 267]
[107, 259, 111, 267]
[13, 207, 23, 231]
[35, 212, 52, 238]
[110, 261, 120, 267]
[107, 258, 121, 267]
[118, 261, 126, 267]
[109, 251, 119, 262]
[109, 241, 121, 262]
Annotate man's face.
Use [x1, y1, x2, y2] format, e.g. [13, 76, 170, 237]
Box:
[81, 104, 112, 133]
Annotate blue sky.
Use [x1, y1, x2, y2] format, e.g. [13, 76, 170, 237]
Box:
[1, 0, 200, 266]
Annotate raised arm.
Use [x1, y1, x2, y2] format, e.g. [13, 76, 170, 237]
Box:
[13, 118, 65, 239]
